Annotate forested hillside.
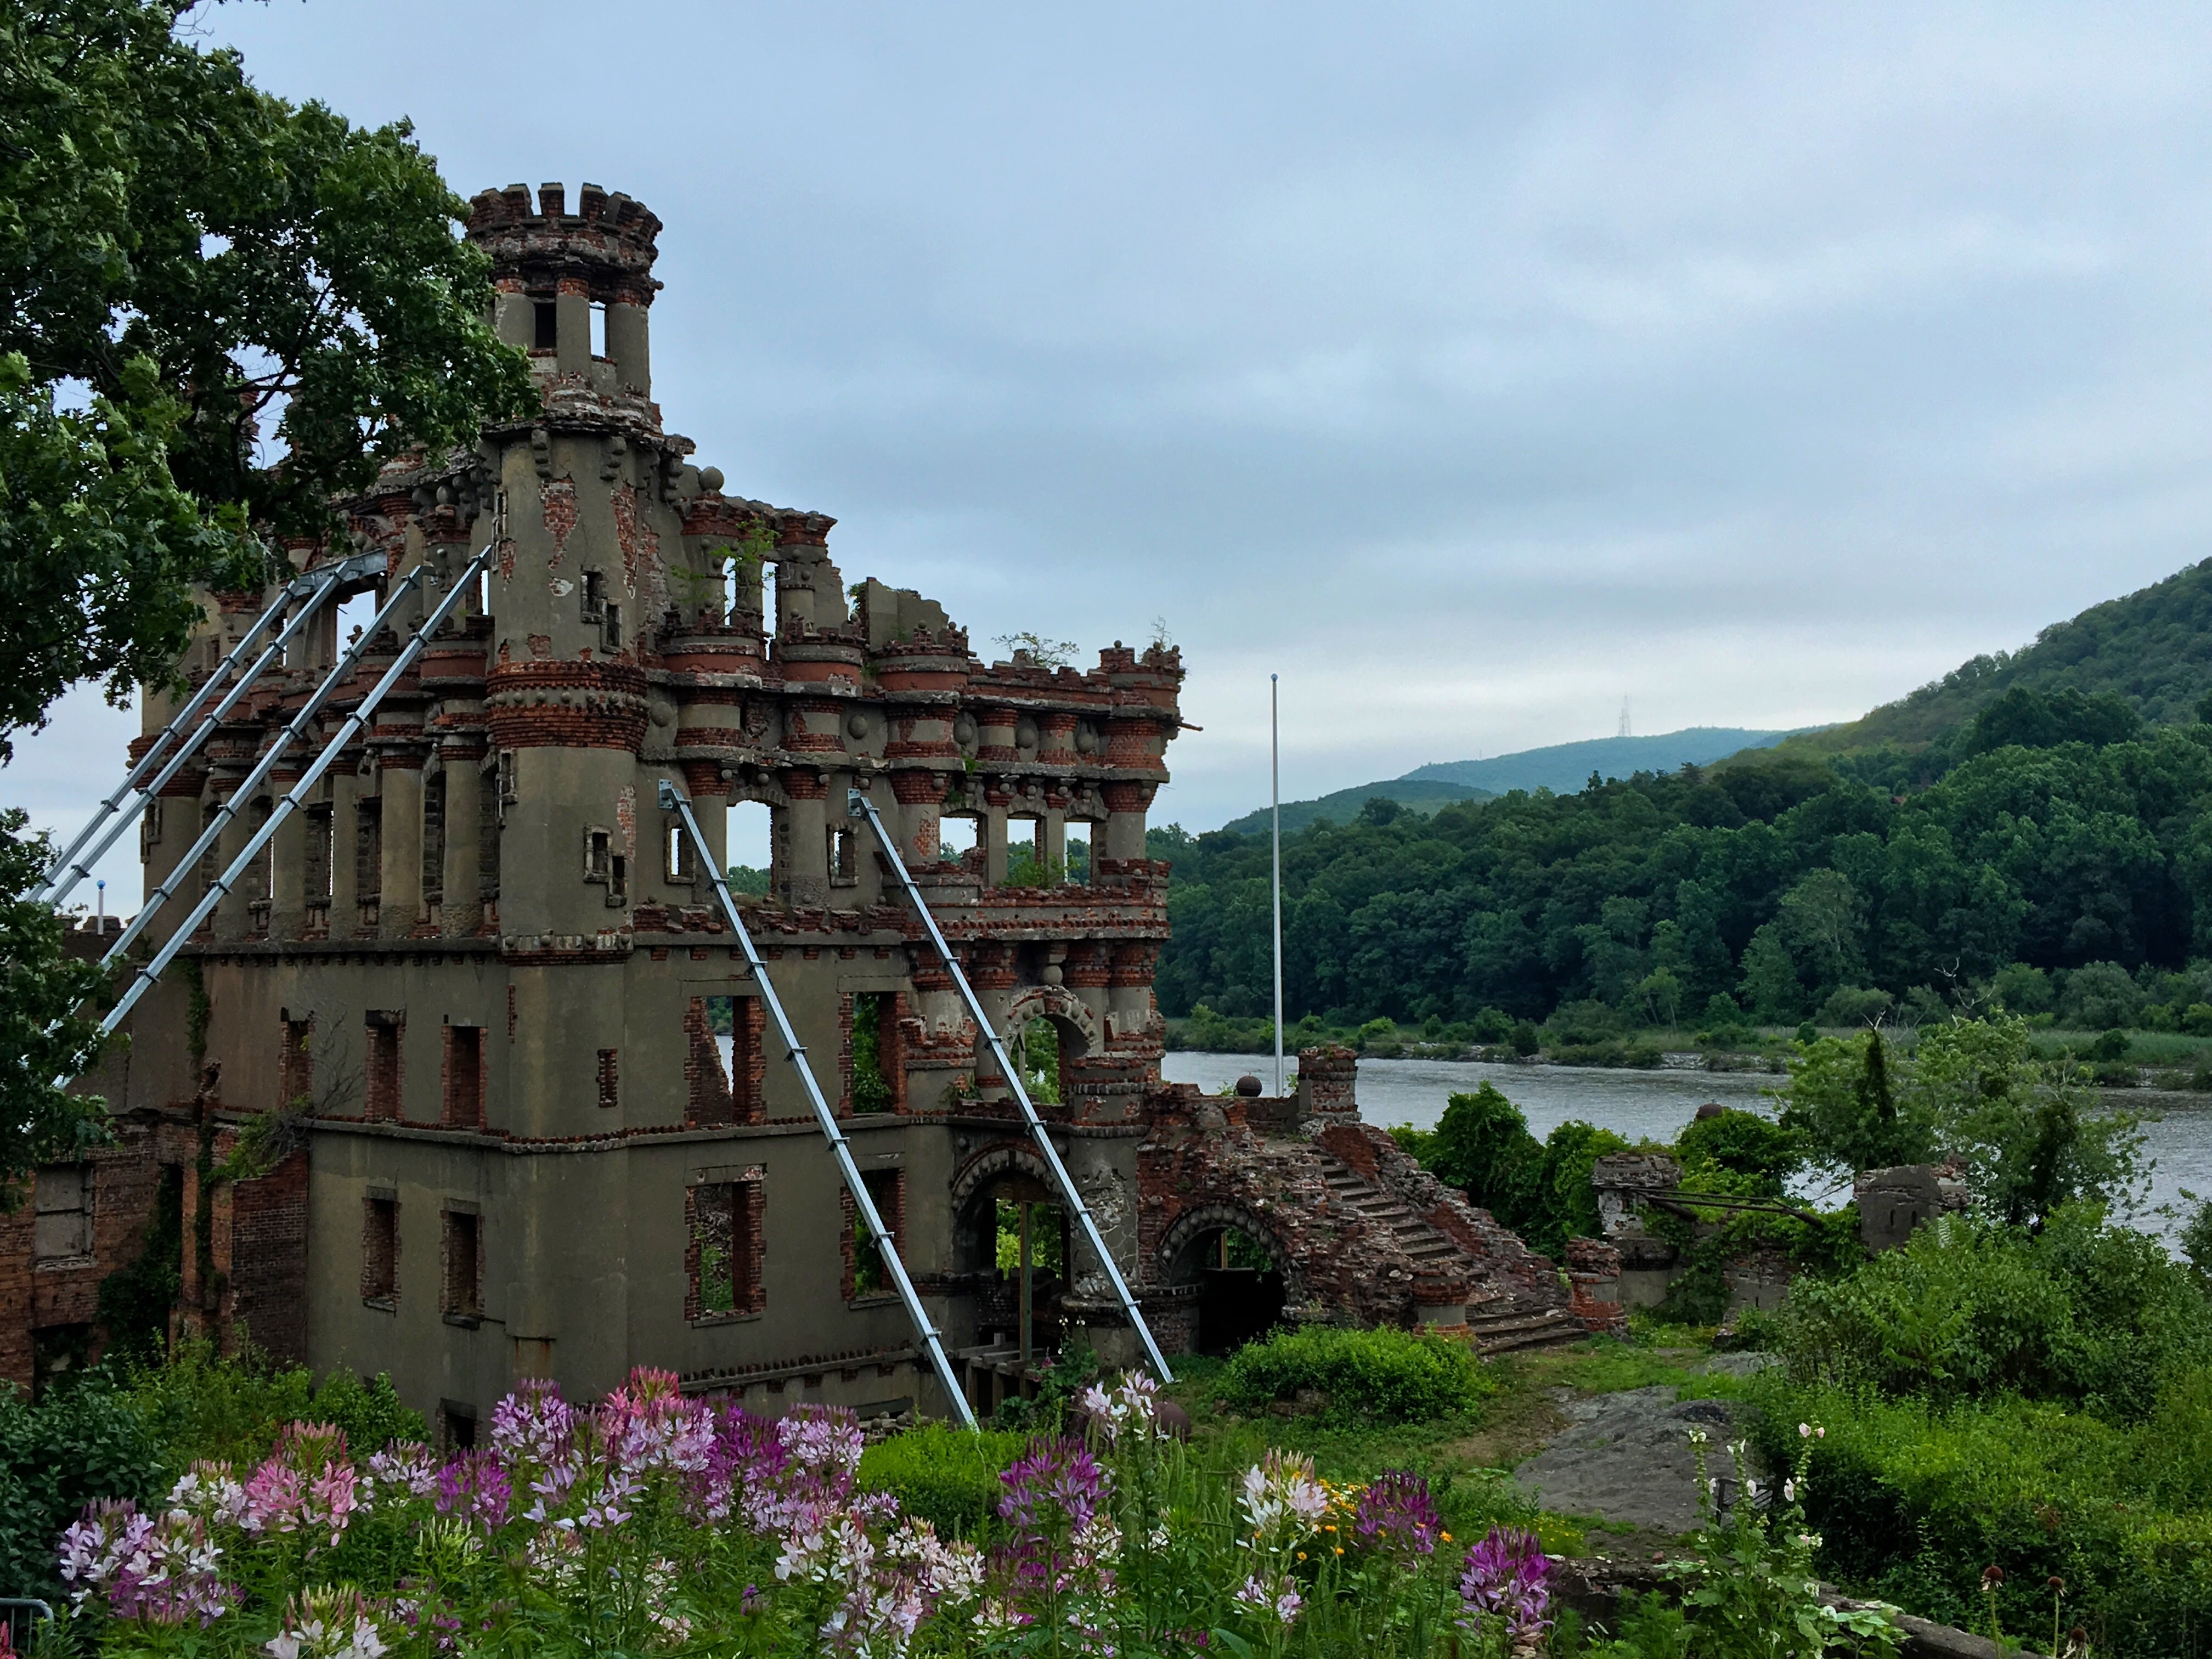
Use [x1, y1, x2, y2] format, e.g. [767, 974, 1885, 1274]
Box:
[1153, 689, 2212, 1029]
[1784, 555, 2212, 755]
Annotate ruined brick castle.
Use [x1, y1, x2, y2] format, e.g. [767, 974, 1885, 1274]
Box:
[4, 183, 1596, 1423]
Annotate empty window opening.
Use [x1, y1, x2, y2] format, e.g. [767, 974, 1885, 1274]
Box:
[356, 798, 382, 902]
[581, 569, 606, 620]
[939, 815, 980, 864]
[724, 800, 772, 896]
[829, 824, 858, 887]
[845, 1169, 905, 1301]
[664, 821, 696, 887]
[1195, 1227, 1285, 1356]
[692, 995, 736, 1126]
[1006, 819, 1055, 886]
[690, 1174, 764, 1319]
[247, 796, 274, 901]
[441, 1210, 481, 1319]
[140, 797, 163, 864]
[476, 568, 492, 619]
[280, 1016, 313, 1110]
[1015, 1017, 1063, 1105]
[421, 771, 447, 907]
[477, 761, 501, 903]
[584, 828, 611, 883]
[362, 1196, 398, 1305]
[439, 1402, 476, 1454]
[608, 855, 628, 906]
[532, 301, 558, 350]
[589, 301, 608, 358]
[995, 1194, 1068, 1363]
[304, 804, 332, 901]
[602, 601, 621, 652]
[1065, 832, 1093, 884]
[496, 749, 518, 808]
[334, 589, 378, 656]
[849, 993, 898, 1114]
[365, 1012, 402, 1121]
[597, 1048, 619, 1110]
[444, 1025, 484, 1128]
[33, 1165, 93, 1263]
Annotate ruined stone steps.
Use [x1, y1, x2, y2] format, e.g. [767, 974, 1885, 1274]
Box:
[1467, 1305, 1586, 1356]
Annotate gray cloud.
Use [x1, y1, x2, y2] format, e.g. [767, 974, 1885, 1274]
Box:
[14, 0, 2212, 871]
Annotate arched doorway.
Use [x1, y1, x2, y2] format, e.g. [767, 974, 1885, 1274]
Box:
[949, 1146, 1071, 1413]
[1158, 1205, 1291, 1356]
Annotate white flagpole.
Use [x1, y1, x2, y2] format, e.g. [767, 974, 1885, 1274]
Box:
[1272, 673, 1284, 1096]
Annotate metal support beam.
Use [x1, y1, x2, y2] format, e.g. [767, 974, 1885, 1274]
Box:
[847, 787, 1175, 1384]
[658, 780, 979, 1431]
[93, 540, 498, 1045]
[37, 554, 385, 911]
[91, 556, 435, 977]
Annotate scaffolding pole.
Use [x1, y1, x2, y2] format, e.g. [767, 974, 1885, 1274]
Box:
[91, 556, 439, 979]
[37, 553, 386, 911]
[657, 781, 979, 1430]
[846, 788, 1175, 1385]
[92, 541, 497, 1045]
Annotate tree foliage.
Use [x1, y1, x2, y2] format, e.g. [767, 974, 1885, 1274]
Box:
[0, 812, 111, 1201]
[1155, 713, 2212, 1030]
[1777, 1015, 2142, 1226]
[0, 0, 533, 749]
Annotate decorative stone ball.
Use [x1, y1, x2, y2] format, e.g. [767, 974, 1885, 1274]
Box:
[1694, 1101, 1725, 1120]
[1235, 1075, 1263, 1097]
[1074, 725, 1097, 754]
[952, 714, 978, 747]
[698, 466, 725, 492]
[1015, 718, 1039, 748]
[847, 711, 870, 739]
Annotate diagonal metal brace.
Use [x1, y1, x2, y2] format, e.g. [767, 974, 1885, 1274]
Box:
[845, 787, 1174, 1385]
[657, 780, 979, 1430]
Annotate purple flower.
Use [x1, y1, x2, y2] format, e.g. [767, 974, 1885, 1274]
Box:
[997, 1437, 1108, 1537]
[490, 1379, 575, 1470]
[1353, 1471, 1440, 1561]
[1459, 1526, 1552, 1639]
[435, 1451, 512, 1530]
[57, 1500, 234, 1627]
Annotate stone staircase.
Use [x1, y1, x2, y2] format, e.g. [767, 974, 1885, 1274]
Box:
[1318, 1153, 1588, 1356]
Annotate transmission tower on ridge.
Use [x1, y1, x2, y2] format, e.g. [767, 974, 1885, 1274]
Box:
[1618, 697, 1632, 738]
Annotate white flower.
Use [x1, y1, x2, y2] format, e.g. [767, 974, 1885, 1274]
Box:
[1799, 1423, 1813, 1438]
[1782, 1480, 1797, 1503]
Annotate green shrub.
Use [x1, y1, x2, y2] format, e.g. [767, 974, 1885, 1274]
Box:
[856, 1424, 1025, 1538]
[119, 1340, 425, 1467]
[1748, 1372, 2212, 1658]
[1216, 1325, 1493, 1423]
[0, 1376, 165, 1595]
[1766, 1205, 2211, 1419]
[1673, 1107, 1800, 1196]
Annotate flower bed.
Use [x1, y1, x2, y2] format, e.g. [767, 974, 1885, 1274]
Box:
[52, 1368, 1584, 1658]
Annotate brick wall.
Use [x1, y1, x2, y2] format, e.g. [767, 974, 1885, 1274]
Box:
[230, 1152, 309, 1364]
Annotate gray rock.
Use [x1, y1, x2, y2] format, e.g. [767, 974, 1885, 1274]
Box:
[1513, 1387, 1750, 1534]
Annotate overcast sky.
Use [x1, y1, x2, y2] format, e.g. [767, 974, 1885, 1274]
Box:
[14, 1, 2212, 892]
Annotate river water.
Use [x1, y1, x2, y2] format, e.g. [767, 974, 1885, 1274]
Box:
[1161, 1051, 2210, 1240]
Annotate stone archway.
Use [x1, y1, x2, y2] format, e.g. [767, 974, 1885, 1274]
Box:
[997, 984, 1097, 1055]
[1155, 1201, 1297, 1355]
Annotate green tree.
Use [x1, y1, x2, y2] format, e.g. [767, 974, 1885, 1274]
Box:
[0, 0, 533, 1186]
[2, 0, 532, 743]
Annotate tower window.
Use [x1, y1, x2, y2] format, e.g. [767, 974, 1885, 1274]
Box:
[664, 823, 694, 886]
[581, 570, 606, 620]
[532, 301, 557, 350]
[584, 828, 612, 883]
[589, 302, 608, 358]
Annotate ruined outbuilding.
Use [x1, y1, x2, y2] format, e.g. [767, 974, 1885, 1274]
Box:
[8, 183, 1596, 1420]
